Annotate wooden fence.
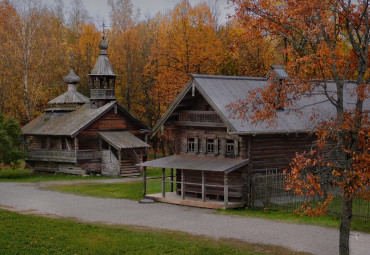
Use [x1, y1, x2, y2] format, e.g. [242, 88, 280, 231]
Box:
[251, 170, 370, 223]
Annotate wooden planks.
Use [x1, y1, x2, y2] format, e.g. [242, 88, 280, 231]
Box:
[176, 169, 245, 200]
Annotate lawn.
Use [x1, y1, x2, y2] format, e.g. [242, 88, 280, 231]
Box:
[47, 178, 170, 201]
[0, 166, 164, 182]
[0, 209, 308, 255]
[0, 167, 109, 182]
[218, 208, 370, 233]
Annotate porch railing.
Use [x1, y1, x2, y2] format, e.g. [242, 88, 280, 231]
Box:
[77, 150, 102, 160]
[177, 111, 225, 126]
[90, 89, 115, 99]
[26, 149, 102, 163]
[26, 149, 76, 163]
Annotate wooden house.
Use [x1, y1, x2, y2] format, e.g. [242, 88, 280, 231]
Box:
[22, 37, 150, 176]
[139, 66, 362, 209]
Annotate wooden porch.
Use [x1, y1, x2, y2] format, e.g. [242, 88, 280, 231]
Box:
[25, 149, 101, 163]
[146, 192, 245, 209]
[139, 155, 249, 209]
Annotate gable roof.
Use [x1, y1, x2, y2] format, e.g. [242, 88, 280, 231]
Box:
[22, 102, 147, 137]
[153, 74, 369, 136]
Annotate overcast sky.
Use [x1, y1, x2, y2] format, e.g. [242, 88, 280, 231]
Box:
[62, 0, 233, 27]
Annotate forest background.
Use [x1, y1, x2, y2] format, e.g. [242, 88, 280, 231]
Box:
[0, 0, 282, 127]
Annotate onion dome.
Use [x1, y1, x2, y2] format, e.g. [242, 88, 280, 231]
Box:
[64, 69, 81, 84]
[99, 38, 109, 51]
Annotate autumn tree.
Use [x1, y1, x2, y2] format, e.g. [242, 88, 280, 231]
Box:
[67, 0, 90, 44]
[146, 0, 223, 116]
[230, 1, 369, 254]
[218, 20, 279, 76]
[0, 0, 17, 116]
[71, 23, 101, 95]
[108, 0, 142, 114]
[1, 0, 68, 124]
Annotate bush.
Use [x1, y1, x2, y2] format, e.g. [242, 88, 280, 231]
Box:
[0, 113, 25, 165]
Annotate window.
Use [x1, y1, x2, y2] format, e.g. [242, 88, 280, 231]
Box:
[226, 139, 234, 156]
[207, 139, 214, 154]
[41, 137, 47, 149]
[62, 139, 67, 150]
[188, 138, 195, 152]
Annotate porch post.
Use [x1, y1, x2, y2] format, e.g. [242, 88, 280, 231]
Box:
[139, 149, 144, 173]
[118, 149, 122, 175]
[162, 168, 166, 198]
[74, 136, 78, 163]
[202, 170, 206, 202]
[224, 172, 229, 208]
[143, 166, 147, 196]
[243, 167, 248, 207]
[170, 168, 174, 192]
[181, 169, 185, 200]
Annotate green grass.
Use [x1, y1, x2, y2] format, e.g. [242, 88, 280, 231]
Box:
[145, 167, 164, 177]
[147, 153, 167, 160]
[47, 179, 171, 201]
[218, 208, 370, 233]
[0, 209, 309, 255]
[0, 165, 167, 182]
[0, 167, 109, 182]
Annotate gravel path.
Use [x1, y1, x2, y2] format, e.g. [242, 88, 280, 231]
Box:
[0, 181, 369, 255]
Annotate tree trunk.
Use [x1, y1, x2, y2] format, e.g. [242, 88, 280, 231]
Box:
[339, 196, 353, 255]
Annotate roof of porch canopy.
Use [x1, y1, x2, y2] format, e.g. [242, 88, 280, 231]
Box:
[137, 155, 248, 173]
[98, 131, 150, 150]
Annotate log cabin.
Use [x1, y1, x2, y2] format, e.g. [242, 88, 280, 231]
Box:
[22, 37, 150, 176]
[138, 65, 365, 209]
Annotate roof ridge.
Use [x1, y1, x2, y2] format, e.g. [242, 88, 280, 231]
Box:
[191, 74, 265, 81]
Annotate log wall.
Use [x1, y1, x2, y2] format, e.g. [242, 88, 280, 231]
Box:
[171, 127, 244, 158]
[78, 108, 143, 150]
[250, 134, 314, 171]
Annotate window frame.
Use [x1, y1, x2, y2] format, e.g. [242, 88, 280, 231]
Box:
[188, 137, 195, 152]
[206, 138, 215, 154]
[226, 139, 234, 157]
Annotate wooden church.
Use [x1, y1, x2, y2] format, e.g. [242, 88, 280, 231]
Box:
[22, 36, 150, 176]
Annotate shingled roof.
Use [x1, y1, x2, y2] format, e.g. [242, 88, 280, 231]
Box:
[90, 38, 115, 76]
[153, 74, 369, 135]
[22, 102, 147, 137]
[48, 69, 88, 105]
[47, 89, 88, 105]
[99, 131, 150, 150]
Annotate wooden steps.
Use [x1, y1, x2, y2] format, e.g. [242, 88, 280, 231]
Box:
[120, 160, 140, 177]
